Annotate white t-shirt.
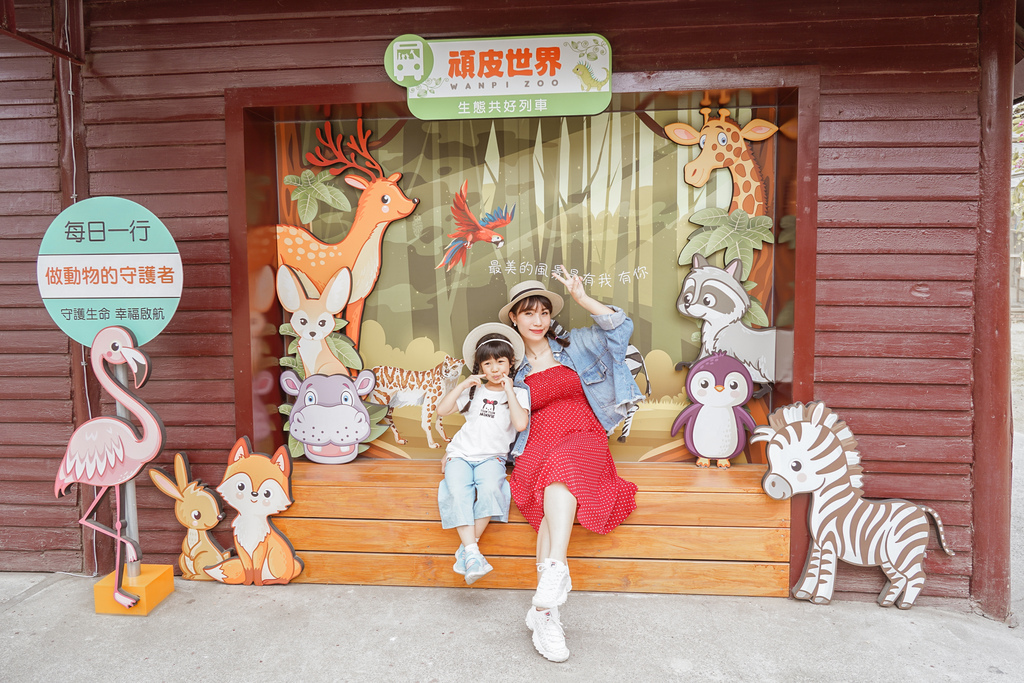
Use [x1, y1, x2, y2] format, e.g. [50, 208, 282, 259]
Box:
[445, 386, 530, 463]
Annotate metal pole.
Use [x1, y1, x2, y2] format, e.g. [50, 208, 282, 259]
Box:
[114, 363, 141, 578]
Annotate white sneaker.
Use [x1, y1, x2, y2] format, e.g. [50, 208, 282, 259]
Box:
[463, 548, 493, 585]
[532, 558, 571, 608]
[525, 606, 569, 662]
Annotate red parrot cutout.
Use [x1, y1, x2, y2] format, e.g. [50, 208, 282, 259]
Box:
[436, 180, 515, 271]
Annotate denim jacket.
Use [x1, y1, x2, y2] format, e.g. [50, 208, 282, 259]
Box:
[510, 306, 644, 458]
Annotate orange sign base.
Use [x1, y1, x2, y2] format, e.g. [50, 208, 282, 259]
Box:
[94, 564, 174, 616]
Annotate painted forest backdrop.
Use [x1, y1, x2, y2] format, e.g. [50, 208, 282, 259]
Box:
[270, 92, 787, 460]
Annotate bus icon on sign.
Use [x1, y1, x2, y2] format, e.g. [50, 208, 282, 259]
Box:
[393, 41, 423, 82]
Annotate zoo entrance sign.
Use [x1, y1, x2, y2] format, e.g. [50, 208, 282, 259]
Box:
[385, 33, 612, 120]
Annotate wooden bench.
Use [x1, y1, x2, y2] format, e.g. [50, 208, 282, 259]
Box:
[276, 460, 791, 597]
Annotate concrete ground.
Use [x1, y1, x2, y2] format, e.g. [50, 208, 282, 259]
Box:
[3, 326, 1024, 681]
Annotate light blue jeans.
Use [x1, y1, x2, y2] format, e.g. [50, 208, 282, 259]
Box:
[437, 456, 511, 529]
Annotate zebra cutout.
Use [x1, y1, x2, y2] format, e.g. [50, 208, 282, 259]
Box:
[751, 402, 954, 609]
[549, 320, 649, 442]
[618, 345, 651, 442]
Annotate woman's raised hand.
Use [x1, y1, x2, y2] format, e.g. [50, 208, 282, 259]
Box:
[552, 264, 614, 317]
[552, 266, 588, 304]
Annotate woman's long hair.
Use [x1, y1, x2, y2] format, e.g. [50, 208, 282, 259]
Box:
[460, 333, 518, 414]
[509, 295, 570, 349]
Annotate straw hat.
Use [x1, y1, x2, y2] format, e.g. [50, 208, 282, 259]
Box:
[462, 322, 526, 369]
[498, 279, 564, 325]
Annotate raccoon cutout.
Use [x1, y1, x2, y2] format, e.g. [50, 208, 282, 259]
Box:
[677, 254, 791, 384]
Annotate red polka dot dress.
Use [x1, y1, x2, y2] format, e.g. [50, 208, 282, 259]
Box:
[510, 365, 637, 535]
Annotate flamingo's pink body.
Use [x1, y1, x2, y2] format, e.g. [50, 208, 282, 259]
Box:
[54, 326, 165, 608]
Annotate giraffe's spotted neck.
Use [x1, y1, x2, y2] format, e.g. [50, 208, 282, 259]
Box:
[726, 150, 767, 217]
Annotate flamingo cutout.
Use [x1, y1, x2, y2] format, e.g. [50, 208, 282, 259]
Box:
[55, 326, 166, 608]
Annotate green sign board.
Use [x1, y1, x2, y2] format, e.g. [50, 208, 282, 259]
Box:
[385, 33, 612, 120]
[36, 196, 183, 347]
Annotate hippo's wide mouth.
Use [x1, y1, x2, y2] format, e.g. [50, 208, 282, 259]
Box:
[306, 443, 356, 459]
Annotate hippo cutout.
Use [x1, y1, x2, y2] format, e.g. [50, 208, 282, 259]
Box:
[280, 370, 377, 464]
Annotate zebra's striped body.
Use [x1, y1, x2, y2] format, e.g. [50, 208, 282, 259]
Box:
[751, 402, 954, 609]
[617, 344, 651, 442]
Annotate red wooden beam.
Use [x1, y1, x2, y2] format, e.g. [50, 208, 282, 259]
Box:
[0, 0, 84, 65]
[972, 0, 1014, 620]
[1, 0, 14, 32]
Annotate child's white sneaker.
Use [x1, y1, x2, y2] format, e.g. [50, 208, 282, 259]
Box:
[525, 606, 569, 662]
[463, 548, 493, 585]
[532, 558, 571, 608]
[453, 545, 466, 575]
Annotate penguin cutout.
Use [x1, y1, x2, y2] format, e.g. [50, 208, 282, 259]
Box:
[671, 352, 757, 468]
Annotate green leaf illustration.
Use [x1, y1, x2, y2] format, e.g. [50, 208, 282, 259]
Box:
[287, 338, 298, 355]
[279, 403, 292, 416]
[289, 169, 351, 224]
[724, 242, 754, 277]
[679, 208, 775, 276]
[365, 402, 388, 422]
[742, 295, 770, 328]
[325, 334, 363, 370]
[688, 207, 731, 226]
[319, 184, 351, 212]
[778, 215, 796, 247]
[295, 188, 319, 224]
[678, 230, 714, 265]
[288, 433, 304, 459]
[366, 421, 390, 442]
[280, 356, 304, 379]
[280, 323, 297, 337]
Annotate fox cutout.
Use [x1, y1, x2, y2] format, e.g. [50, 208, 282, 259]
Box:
[204, 437, 304, 585]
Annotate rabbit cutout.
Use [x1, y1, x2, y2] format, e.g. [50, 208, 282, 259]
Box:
[277, 264, 353, 377]
[148, 452, 230, 581]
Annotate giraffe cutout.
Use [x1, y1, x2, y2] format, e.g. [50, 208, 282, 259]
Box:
[664, 98, 778, 217]
[665, 94, 781, 315]
[665, 95, 782, 466]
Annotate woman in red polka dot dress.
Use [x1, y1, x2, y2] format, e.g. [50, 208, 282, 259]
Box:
[501, 269, 642, 663]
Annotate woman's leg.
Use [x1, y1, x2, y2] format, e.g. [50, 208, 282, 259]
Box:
[536, 516, 551, 564]
[540, 482, 576, 565]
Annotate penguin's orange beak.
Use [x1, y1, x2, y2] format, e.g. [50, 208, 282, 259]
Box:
[714, 385, 724, 392]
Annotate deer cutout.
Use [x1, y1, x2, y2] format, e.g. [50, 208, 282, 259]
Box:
[276, 118, 419, 347]
[664, 102, 778, 217]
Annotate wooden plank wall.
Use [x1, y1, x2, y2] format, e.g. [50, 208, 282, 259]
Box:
[0, 1, 84, 572]
[0, 0, 984, 602]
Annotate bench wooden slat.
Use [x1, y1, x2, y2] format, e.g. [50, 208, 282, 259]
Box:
[283, 487, 791, 528]
[291, 461, 771, 493]
[294, 552, 790, 597]
[276, 518, 790, 562]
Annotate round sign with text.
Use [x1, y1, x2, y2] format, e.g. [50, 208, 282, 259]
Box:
[36, 196, 183, 347]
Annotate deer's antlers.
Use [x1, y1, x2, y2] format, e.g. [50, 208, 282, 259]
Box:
[305, 119, 384, 181]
